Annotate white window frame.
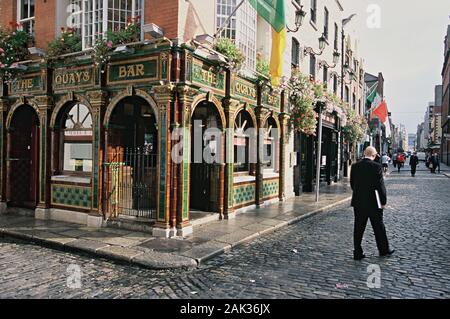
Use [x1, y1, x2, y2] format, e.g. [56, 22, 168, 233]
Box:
[216, 0, 257, 71]
[17, 0, 35, 35]
[66, 0, 141, 50]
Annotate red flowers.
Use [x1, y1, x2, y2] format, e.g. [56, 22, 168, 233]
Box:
[8, 21, 22, 29]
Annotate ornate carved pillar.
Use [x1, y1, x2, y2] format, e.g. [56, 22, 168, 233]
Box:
[222, 97, 238, 219]
[153, 85, 175, 237]
[87, 90, 107, 215]
[175, 86, 196, 236]
[278, 91, 288, 202]
[255, 106, 266, 207]
[35, 95, 53, 211]
[0, 99, 7, 213]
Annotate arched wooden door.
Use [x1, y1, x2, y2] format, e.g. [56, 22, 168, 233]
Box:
[7, 105, 40, 209]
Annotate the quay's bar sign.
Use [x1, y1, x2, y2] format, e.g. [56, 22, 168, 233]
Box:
[233, 77, 257, 103]
[262, 91, 280, 110]
[53, 66, 95, 91]
[191, 59, 225, 94]
[8, 72, 44, 95]
[107, 57, 158, 85]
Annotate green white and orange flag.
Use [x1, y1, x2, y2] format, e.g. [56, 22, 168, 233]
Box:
[248, 0, 286, 86]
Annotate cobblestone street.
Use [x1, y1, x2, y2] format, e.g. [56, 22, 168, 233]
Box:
[1, 169, 449, 299]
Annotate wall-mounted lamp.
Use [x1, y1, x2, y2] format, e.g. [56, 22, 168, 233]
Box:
[28, 47, 46, 57]
[318, 50, 341, 69]
[143, 23, 165, 39]
[304, 34, 327, 56]
[287, 3, 307, 33]
[9, 63, 28, 71]
[114, 45, 135, 54]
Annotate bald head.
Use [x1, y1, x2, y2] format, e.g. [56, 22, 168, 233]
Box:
[364, 146, 378, 160]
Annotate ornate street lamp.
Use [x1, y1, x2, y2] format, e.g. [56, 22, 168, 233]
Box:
[318, 50, 341, 69]
[287, 5, 307, 33]
[304, 34, 327, 56]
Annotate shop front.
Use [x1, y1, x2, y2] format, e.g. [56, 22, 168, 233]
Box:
[0, 42, 287, 237]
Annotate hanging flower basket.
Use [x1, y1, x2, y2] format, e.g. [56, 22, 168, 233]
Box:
[0, 22, 34, 80]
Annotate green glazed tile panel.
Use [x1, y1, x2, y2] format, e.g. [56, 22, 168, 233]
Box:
[233, 183, 256, 206]
[52, 185, 92, 209]
[263, 179, 279, 198]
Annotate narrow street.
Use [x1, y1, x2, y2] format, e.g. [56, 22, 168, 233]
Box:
[1, 167, 449, 299]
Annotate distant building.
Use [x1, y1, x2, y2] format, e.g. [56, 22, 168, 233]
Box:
[408, 134, 416, 152]
[441, 25, 450, 164]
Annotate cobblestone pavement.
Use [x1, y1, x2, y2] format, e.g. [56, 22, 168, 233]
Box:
[1, 169, 449, 299]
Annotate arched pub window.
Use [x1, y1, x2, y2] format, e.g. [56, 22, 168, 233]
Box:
[61, 103, 93, 173]
[234, 110, 254, 174]
[263, 117, 279, 173]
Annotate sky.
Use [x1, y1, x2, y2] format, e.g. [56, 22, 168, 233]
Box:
[340, 0, 450, 135]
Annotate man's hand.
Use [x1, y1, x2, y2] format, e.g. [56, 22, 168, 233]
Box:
[381, 205, 386, 209]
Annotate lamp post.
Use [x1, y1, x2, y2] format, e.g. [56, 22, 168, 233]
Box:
[341, 14, 356, 177]
[315, 102, 325, 202]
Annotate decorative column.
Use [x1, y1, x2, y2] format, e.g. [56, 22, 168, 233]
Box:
[0, 99, 7, 214]
[278, 91, 288, 202]
[175, 86, 196, 236]
[153, 85, 177, 238]
[35, 95, 53, 217]
[87, 90, 107, 215]
[255, 105, 266, 207]
[222, 97, 238, 219]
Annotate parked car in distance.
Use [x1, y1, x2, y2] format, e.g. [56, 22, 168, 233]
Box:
[416, 152, 426, 161]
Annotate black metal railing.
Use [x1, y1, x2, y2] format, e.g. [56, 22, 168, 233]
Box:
[105, 147, 157, 219]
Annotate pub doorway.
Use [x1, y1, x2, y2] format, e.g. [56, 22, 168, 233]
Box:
[189, 101, 223, 214]
[7, 105, 40, 209]
[106, 96, 158, 219]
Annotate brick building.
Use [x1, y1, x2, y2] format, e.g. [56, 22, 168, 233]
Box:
[1, 0, 363, 237]
[441, 25, 450, 165]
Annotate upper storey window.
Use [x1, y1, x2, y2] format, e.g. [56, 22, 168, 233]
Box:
[67, 0, 142, 49]
[17, 0, 35, 36]
[216, 0, 257, 71]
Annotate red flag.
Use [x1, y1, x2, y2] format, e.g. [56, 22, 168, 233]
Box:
[370, 101, 388, 124]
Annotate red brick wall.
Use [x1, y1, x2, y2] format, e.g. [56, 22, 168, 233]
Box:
[34, 0, 56, 48]
[0, 0, 17, 29]
[144, 0, 179, 40]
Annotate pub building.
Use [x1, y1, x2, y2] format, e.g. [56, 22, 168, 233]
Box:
[0, 40, 286, 237]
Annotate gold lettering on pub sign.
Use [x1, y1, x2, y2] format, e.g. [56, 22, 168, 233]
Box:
[13, 78, 34, 90]
[235, 81, 256, 99]
[200, 68, 217, 86]
[118, 64, 145, 78]
[54, 70, 91, 87]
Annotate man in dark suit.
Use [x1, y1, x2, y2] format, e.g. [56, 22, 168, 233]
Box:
[409, 153, 419, 177]
[350, 146, 394, 260]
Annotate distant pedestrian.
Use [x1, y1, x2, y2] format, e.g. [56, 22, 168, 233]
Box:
[350, 146, 394, 260]
[381, 153, 390, 174]
[409, 152, 419, 177]
[397, 153, 405, 173]
[430, 153, 440, 174]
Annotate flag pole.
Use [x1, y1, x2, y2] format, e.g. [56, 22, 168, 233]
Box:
[214, 0, 246, 38]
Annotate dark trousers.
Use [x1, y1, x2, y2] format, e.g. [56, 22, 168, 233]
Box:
[354, 208, 390, 255]
[411, 165, 417, 176]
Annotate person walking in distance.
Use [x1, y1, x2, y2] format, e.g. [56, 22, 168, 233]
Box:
[350, 146, 395, 260]
[381, 153, 390, 175]
[409, 152, 419, 177]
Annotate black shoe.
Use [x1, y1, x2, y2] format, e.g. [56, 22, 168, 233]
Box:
[380, 249, 395, 257]
[354, 253, 366, 261]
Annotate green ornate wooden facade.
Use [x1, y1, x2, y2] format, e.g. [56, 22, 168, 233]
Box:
[0, 42, 287, 235]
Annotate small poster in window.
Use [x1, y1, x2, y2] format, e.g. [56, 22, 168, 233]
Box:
[75, 159, 84, 172]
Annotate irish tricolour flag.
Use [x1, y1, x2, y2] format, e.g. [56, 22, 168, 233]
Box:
[368, 91, 391, 137]
[248, 0, 286, 86]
